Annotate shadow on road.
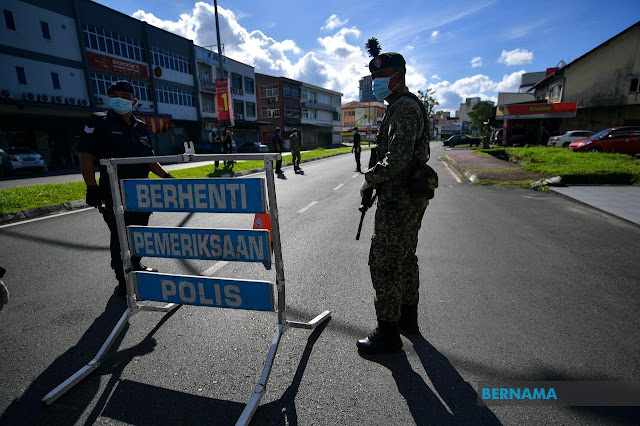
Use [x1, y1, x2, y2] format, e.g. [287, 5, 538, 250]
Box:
[361, 333, 502, 426]
[0, 296, 178, 425]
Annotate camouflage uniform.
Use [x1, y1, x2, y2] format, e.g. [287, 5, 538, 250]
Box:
[290, 132, 301, 169]
[364, 87, 429, 323]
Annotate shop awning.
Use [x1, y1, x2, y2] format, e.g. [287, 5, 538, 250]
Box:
[137, 114, 172, 134]
[496, 102, 578, 119]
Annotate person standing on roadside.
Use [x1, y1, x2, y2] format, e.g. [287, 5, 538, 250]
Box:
[209, 129, 222, 170]
[272, 127, 283, 174]
[352, 128, 362, 172]
[78, 80, 173, 297]
[223, 129, 234, 168]
[290, 128, 301, 172]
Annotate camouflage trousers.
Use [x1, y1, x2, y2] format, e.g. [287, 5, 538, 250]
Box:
[369, 196, 429, 322]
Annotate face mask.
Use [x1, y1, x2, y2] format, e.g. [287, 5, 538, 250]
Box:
[372, 77, 392, 101]
[109, 97, 133, 114]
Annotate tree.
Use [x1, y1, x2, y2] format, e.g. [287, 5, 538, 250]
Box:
[468, 101, 493, 137]
[417, 88, 439, 139]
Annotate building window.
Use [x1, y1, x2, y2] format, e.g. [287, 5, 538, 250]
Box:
[292, 107, 300, 118]
[155, 85, 195, 106]
[3, 10, 15, 30]
[333, 111, 340, 121]
[284, 106, 292, 118]
[91, 72, 150, 101]
[630, 78, 639, 93]
[302, 108, 317, 119]
[260, 84, 278, 98]
[317, 93, 331, 105]
[302, 89, 317, 103]
[16, 66, 27, 85]
[244, 77, 254, 94]
[201, 93, 215, 112]
[231, 73, 243, 91]
[234, 100, 244, 116]
[151, 46, 192, 74]
[246, 102, 256, 117]
[262, 106, 280, 118]
[83, 24, 146, 63]
[283, 85, 291, 96]
[51, 72, 61, 89]
[199, 63, 212, 82]
[291, 87, 300, 98]
[41, 21, 51, 40]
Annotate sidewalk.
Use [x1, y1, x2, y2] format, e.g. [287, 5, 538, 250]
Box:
[443, 151, 551, 184]
[551, 186, 640, 226]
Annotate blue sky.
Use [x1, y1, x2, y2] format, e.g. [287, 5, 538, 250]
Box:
[96, 0, 640, 111]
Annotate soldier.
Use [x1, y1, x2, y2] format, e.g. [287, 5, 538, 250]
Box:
[290, 128, 301, 172]
[352, 128, 362, 172]
[79, 80, 173, 297]
[272, 127, 283, 174]
[357, 39, 431, 353]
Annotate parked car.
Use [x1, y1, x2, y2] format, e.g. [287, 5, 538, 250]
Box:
[443, 134, 481, 147]
[569, 126, 640, 154]
[5, 147, 47, 174]
[237, 141, 269, 153]
[0, 148, 13, 177]
[547, 130, 594, 147]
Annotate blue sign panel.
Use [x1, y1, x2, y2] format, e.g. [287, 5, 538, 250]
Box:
[129, 226, 271, 266]
[136, 272, 274, 311]
[122, 178, 266, 213]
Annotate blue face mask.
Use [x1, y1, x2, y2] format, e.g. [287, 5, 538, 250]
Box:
[109, 97, 133, 114]
[372, 77, 392, 101]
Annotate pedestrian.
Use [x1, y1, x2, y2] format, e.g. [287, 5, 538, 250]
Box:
[223, 129, 234, 167]
[78, 80, 173, 297]
[352, 128, 362, 172]
[357, 38, 431, 353]
[290, 128, 301, 172]
[272, 127, 283, 174]
[209, 129, 222, 170]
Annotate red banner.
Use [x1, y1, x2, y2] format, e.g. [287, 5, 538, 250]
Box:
[137, 115, 171, 134]
[215, 78, 234, 125]
[87, 51, 149, 79]
[496, 102, 578, 119]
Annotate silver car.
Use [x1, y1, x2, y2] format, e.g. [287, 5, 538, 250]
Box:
[547, 130, 594, 147]
[5, 147, 48, 174]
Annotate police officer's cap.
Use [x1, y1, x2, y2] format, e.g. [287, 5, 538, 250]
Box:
[366, 37, 406, 72]
[107, 80, 135, 95]
[275, 127, 281, 131]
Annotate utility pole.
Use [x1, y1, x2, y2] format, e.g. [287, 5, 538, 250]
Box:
[213, 0, 224, 79]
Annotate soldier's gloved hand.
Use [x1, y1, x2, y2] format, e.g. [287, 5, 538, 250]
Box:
[163, 173, 175, 179]
[360, 180, 372, 198]
[85, 185, 101, 208]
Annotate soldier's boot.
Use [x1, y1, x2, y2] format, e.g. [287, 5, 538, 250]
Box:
[114, 270, 127, 297]
[357, 321, 402, 354]
[399, 304, 419, 334]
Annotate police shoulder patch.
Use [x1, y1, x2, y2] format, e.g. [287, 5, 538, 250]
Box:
[84, 126, 94, 134]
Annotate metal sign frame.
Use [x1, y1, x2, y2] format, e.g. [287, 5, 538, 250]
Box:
[43, 153, 331, 426]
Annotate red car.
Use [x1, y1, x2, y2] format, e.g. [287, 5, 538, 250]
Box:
[569, 126, 640, 154]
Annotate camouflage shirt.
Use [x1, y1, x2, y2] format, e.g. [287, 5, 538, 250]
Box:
[364, 87, 427, 194]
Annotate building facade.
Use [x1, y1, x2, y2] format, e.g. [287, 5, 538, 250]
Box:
[255, 73, 301, 148]
[359, 75, 374, 102]
[341, 100, 385, 142]
[300, 82, 342, 147]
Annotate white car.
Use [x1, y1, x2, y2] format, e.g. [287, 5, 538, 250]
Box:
[547, 130, 594, 147]
[5, 147, 48, 174]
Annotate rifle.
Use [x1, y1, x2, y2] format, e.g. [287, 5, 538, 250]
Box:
[356, 147, 377, 240]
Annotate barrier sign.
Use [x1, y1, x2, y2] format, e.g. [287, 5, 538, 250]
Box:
[122, 178, 266, 213]
[129, 226, 271, 265]
[136, 272, 274, 311]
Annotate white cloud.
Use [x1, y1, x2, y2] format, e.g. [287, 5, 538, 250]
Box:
[498, 48, 534, 66]
[431, 74, 441, 81]
[429, 70, 526, 112]
[471, 56, 483, 68]
[406, 45, 414, 51]
[431, 30, 439, 38]
[322, 14, 349, 31]
[132, 3, 428, 101]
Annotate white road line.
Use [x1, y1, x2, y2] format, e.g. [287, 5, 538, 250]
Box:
[441, 161, 462, 183]
[333, 183, 344, 191]
[0, 207, 94, 229]
[352, 174, 359, 178]
[297, 201, 319, 214]
[201, 261, 229, 276]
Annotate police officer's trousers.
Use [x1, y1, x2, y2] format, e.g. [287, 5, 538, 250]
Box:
[102, 207, 151, 282]
[369, 196, 429, 322]
[292, 148, 301, 168]
[354, 148, 361, 171]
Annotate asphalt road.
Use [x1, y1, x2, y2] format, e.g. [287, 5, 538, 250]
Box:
[1, 145, 639, 425]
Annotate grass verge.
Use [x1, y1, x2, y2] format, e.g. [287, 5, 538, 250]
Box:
[0, 147, 364, 214]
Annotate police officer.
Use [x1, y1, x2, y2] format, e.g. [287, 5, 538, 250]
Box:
[357, 40, 431, 353]
[290, 128, 301, 172]
[272, 127, 283, 174]
[352, 128, 362, 172]
[78, 80, 172, 296]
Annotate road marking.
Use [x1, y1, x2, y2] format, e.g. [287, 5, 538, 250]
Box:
[297, 201, 319, 214]
[0, 207, 94, 229]
[201, 261, 229, 276]
[352, 174, 359, 178]
[333, 184, 344, 191]
[441, 161, 462, 183]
